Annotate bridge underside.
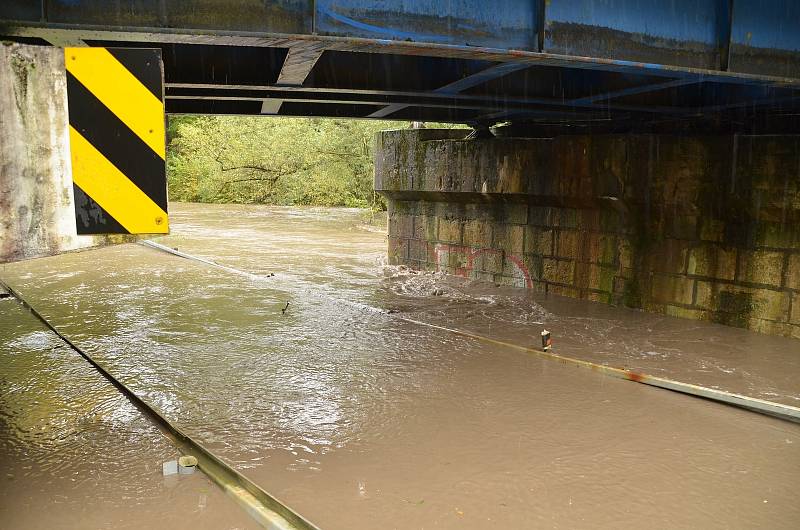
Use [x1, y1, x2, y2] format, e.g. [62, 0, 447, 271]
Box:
[2, 1, 799, 133]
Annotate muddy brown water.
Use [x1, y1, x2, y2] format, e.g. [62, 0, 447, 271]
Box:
[0, 302, 258, 529]
[1, 203, 798, 529]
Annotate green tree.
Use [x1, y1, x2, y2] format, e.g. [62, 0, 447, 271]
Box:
[167, 116, 427, 209]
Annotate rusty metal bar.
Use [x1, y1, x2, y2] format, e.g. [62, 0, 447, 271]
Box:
[141, 241, 800, 424]
[399, 317, 800, 424]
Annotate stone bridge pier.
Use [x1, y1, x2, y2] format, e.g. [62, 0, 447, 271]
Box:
[375, 129, 800, 339]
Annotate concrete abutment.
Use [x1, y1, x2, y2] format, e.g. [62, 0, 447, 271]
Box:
[375, 129, 800, 339]
[0, 43, 135, 263]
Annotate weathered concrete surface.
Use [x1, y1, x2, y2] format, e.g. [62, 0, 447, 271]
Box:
[375, 129, 800, 339]
[0, 43, 132, 263]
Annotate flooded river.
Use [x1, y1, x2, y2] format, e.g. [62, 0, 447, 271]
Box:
[1, 203, 799, 529]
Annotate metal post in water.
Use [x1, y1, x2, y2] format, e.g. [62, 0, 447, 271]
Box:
[541, 329, 552, 352]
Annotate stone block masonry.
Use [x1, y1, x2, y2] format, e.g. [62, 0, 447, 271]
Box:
[375, 129, 800, 339]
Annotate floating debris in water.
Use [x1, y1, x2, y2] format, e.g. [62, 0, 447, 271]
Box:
[281, 301, 290, 314]
[162, 460, 178, 476]
[178, 455, 198, 475]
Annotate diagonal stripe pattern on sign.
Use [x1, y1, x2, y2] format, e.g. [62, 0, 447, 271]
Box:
[69, 127, 169, 233]
[65, 48, 165, 158]
[66, 72, 168, 208]
[65, 47, 168, 234]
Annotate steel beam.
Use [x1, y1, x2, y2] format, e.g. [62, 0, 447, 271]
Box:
[169, 94, 499, 112]
[267, 41, 327, 114]
[260, 99, 283, 115]
[1, 16, 796, 129]
[370, 62, 532, 119]
[166, 83, 693, 117]
[5, 1, 798, 80]
[569, 78, 703, 105]
[169, 95, 622, 123]
[42, 34, 87, 47]
[2, 25, 797, 87]
[700, 93, 800, 114]
[276, 41, 326, 87]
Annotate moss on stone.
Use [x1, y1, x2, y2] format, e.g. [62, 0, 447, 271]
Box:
[598, 266, 616, 293]
[712, 290, 755, 328]
[623, 277, 643, 308]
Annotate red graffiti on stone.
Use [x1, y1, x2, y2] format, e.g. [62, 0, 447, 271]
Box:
[432, 243, 532, 289]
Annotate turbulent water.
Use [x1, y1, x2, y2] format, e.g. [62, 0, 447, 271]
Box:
[1, 203, 798, 529]
[0, 298, 258, 529]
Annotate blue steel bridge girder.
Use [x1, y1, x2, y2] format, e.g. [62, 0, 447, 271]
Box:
[1, 1, 798, 133]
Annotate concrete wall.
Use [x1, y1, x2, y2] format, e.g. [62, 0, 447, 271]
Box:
[0, 42, 131, 263]
[375, 129, 800, 339]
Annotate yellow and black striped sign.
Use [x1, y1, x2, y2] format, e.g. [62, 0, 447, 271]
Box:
[65, 47, 168, 234]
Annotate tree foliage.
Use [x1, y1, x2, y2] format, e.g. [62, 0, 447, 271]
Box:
[167, 116, 420, 209]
